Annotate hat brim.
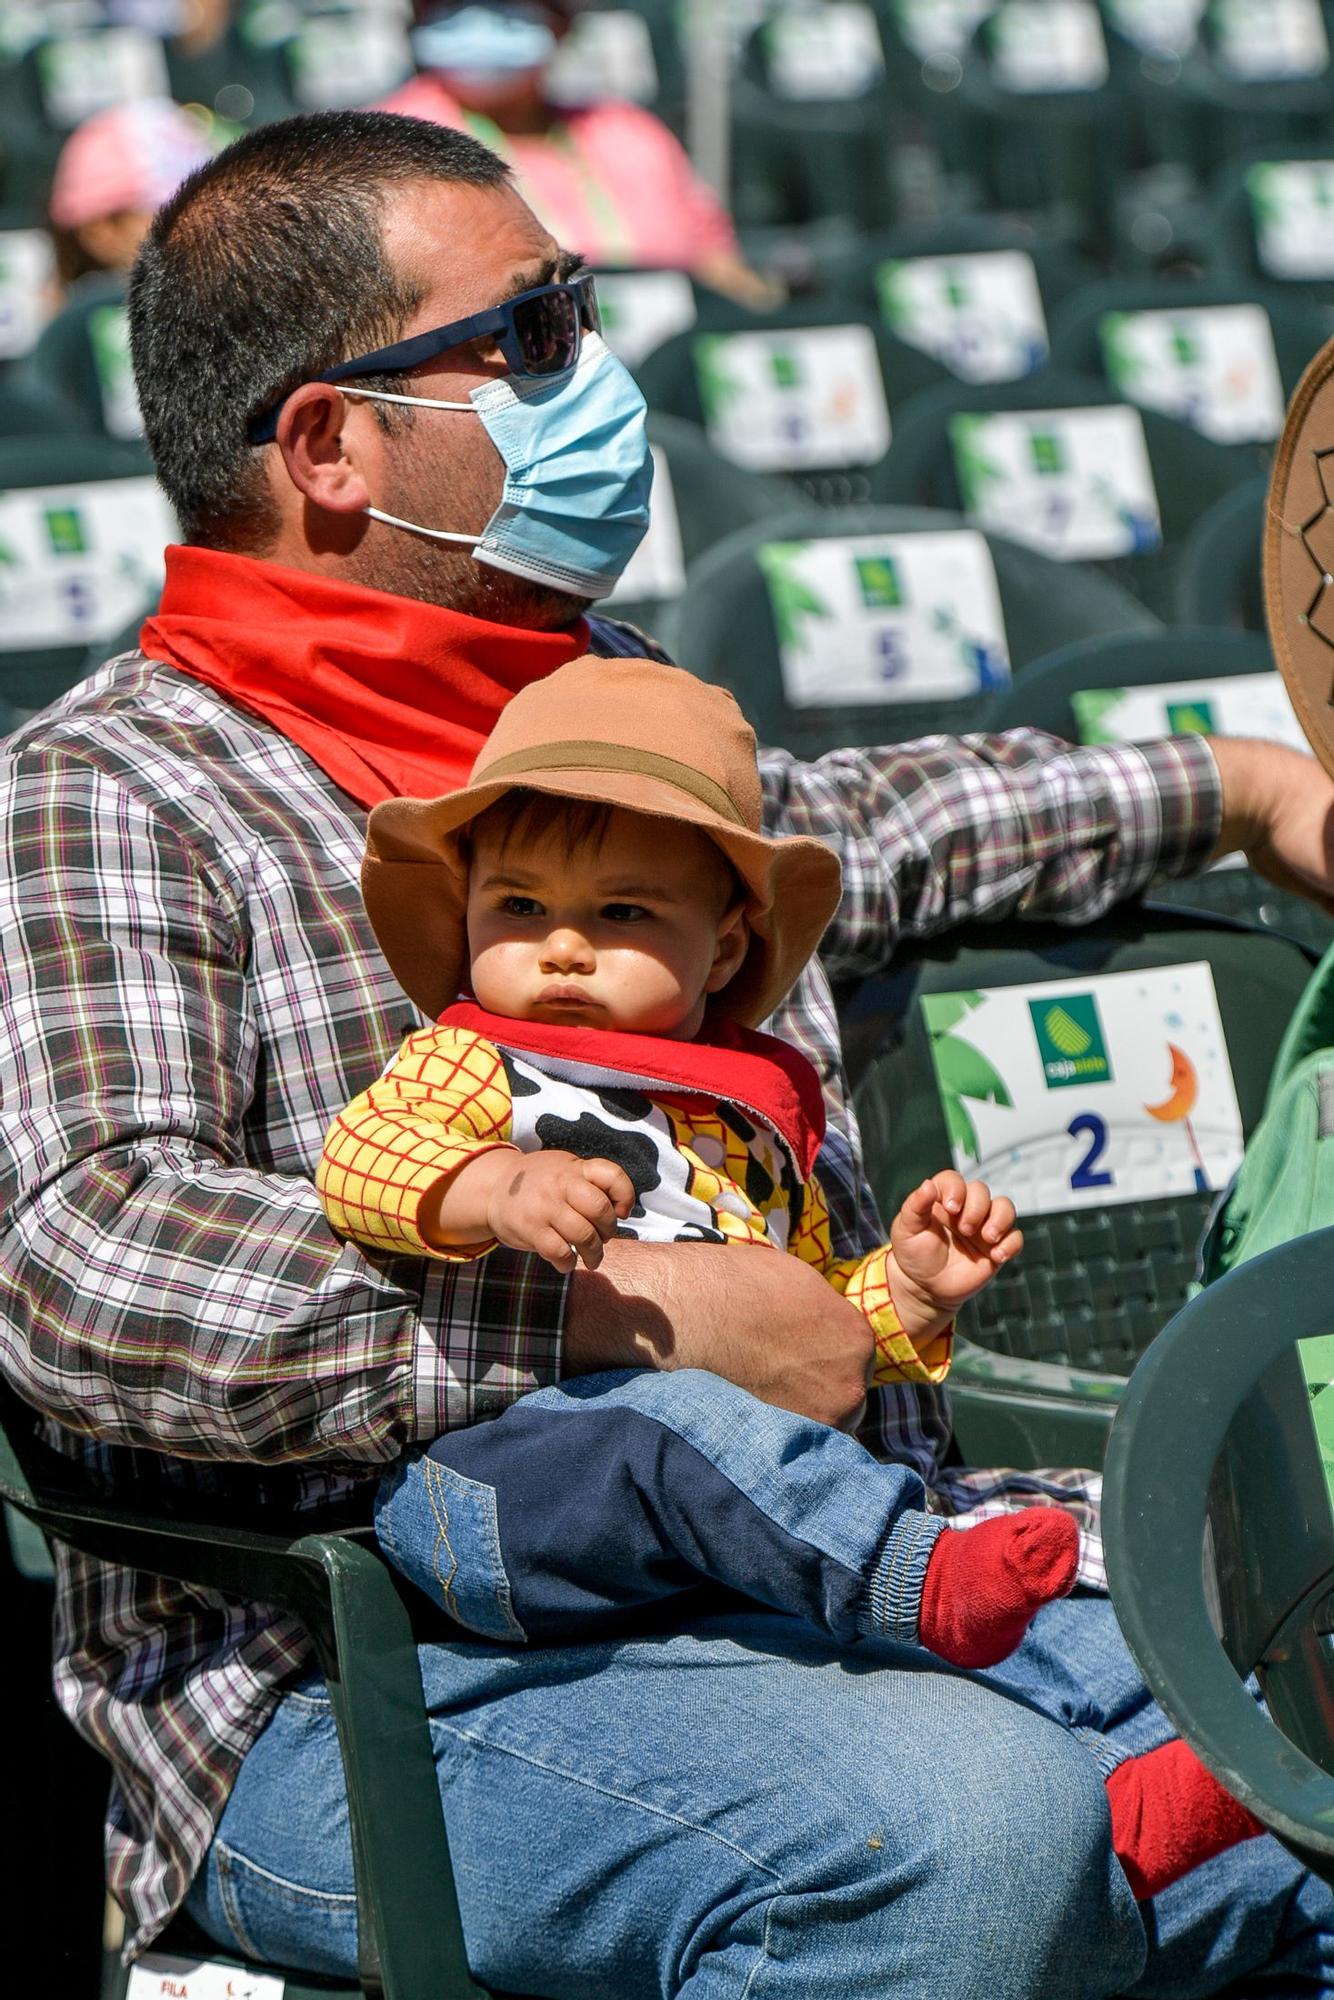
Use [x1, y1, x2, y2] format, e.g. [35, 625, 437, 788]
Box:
[1265, 331, 1334, 782]
[363, 765, 843, 1027]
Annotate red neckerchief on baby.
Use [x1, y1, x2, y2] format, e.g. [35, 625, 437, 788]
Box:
[139, 545, 592, 808]
[441, 999, 827, 1182]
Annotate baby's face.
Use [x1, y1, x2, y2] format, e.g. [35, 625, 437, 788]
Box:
[466, 806, 747, 1038]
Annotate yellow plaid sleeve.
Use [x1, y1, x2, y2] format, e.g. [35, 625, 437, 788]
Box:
[790, 1175, 952, 1386]
[316, 1025, 516, 1261]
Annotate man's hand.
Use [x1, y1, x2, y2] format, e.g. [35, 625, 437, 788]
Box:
[1209, 738, 1334, 911]
[888, 1171, 1022, 1344]
[565, 1238, 876, 1430]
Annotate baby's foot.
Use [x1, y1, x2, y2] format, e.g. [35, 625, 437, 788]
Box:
[1106, 1738, 1265, 1899]
[917, 1509, 1079, 1668]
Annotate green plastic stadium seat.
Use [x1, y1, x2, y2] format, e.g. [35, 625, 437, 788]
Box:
[605, 412, 800, 637]
[0, 372, 78, 438]
[839, 907, 1315, 1468]
[0, 432, 166, 717]
[663, 502, 1158, 759]
[0, 1377, 517, 2000]
[1172, 474, 1267, 632]
[24, 272, 140, 443]
[876, 367, 1259, 619]
[990, 626, 1334, 953]
[1048, 277, 1334, 462]
[1104, 1226, 1334, 1888]
[1205, 143, 1334, 306]
[635, 308, 951, 508]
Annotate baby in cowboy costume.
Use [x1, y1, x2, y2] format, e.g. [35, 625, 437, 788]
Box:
[318, 657, 1266, 1898]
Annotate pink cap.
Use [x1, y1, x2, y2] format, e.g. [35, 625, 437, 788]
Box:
[49, 97, 212, 231]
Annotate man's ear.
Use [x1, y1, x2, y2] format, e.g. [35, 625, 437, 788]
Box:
[275, 383, 372, 515]
[705, 904, 750, 994]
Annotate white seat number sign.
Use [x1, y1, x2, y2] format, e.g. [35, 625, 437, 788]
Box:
[877, 249, 1048, 384]
[547, 11, 659, 105]
[757, 529, 1011, 708]
[289, 16, 412, 107]
[0, 477, 175, 650]
[595, 270, 697, 370]
[0, 228, 55, 361]
[607, 446, 685, 605]
[38, 26, 170, 127]
[1072, 672, 1311, 754]
[1103, 0, 1204, 56]
[950, 404, 1162, 562]
[922, 964, 1243, 1215]
[765, 3, 885, 99]
[694, 325, 891, 472]
[1098, 304, 1286, 445]
[1248, 160, 1334, 280]
[1213, 0, 1329, 81]
[893, 0, 995, 62]
[991, 0, 1110, 91]
[90, 303, 144, 441]
[125, 1950, 284, 2000]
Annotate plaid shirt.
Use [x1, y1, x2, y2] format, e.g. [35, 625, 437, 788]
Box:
[0, 626, 1220, 1955]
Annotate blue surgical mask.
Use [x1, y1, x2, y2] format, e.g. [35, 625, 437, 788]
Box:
[344, 332, 654, 601]
[412, 4, 557, 86]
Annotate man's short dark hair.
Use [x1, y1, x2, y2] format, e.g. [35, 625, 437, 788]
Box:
[128, 111, 509, 550]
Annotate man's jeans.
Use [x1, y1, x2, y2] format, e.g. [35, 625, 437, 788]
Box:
[186, 1372, 1334, 1996]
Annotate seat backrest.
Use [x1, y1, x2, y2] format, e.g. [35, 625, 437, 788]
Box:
[1048, 277, 1333, 450]
[0, 221, 57, 369]
[842, 908, 1314, 1377]
[878, 366, 1258, 616]
[26, 274, 140, 442]
[990, 625, 1280, 737]
[1206, 144, 1334, 301]
[1104, 1226, 1334, 1875]
[634, 309, 950, 506]
[1172, 474, 1267, 630]
[0, 432, 171, 714]
[664, 502, 1158, 757]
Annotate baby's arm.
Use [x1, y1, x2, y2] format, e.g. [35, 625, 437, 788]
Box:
[790, 1170, 1021, 1385]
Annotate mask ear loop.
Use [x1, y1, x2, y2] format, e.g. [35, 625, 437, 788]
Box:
[341, 383, 485, 546]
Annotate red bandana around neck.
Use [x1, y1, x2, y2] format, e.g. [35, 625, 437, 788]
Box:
[442, 1000, 827, 1182]
[139, 546, 591, 807]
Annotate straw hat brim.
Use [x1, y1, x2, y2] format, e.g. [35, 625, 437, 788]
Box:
[363, 763, 843, 1027]
[1265, 331, 1334, 781]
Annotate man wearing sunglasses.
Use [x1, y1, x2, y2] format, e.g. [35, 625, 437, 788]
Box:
[4, 108, 1334, 2000]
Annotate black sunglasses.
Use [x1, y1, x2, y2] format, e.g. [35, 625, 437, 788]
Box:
[247, 273, 601, 444]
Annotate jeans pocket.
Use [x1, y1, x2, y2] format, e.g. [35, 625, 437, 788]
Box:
[213, 1838, 359, 1980]
[377, 1453, 527, 1643]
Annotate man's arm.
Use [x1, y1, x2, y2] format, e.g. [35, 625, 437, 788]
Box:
[0, 746, 563, 1463]
[1208, 737, 1334, 906]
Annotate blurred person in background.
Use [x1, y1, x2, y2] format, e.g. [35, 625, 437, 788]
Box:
[47, 95, 214, 287]
[379, 0, 778, 302]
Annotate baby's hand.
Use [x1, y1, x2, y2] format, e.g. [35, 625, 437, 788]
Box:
[487, 1151, 637, 1275]
[889, 1171, 1023, 1334]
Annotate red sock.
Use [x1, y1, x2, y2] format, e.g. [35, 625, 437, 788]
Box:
[917, 1509, 1079, 1668]
[1106, 1738, 1265, 1900]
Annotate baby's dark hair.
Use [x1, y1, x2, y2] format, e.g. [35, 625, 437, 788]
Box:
[469, 788, 746, 910]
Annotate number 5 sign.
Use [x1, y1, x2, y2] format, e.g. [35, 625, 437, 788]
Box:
[920, 964, 1244, 1215]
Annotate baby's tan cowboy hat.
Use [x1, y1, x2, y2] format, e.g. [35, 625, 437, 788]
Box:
[362, 656, 843, 1027]
[1265, 333, 1334, 778]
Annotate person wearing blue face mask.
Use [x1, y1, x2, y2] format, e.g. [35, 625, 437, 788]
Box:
[378, 0, 778, 303]
[11, 108, 1334, 2000]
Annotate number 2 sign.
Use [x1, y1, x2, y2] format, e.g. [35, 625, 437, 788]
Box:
[920, 964, 1243, 1215]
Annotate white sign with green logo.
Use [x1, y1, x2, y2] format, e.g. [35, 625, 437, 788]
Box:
[922, 963, 1243, 1215]
[1098, 304, 1285, 445]
[1071, 671, 1309, 753]
[89, 304, 142, 442]
[757, 530, 1011, 708]
[606, 446, 685, 606]
[595, 270, 696, 370]
[893, 0, 995, 61]
[950, 405, 1162, 562]
[288, 15, 412, 107]
[764, 3, 885, 98]
[0, 229, 55, 361]
[1103, 0, 1204, 55]
[547, 10, 659, 104]
[695, 325, 891, 472]
[0, 477, 175, 650]
[38, 26, 169, 128]
[877, 250, 1048, 384]
[1248, 160, 1334, 280]
[991, 0, 1109, 90]
[1213, 0, 1328, 81]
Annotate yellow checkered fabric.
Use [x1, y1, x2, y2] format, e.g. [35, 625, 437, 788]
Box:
[791, 1176, 951, 1386]
[316, 1025, 516, 1260]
